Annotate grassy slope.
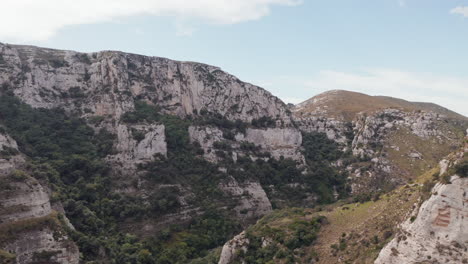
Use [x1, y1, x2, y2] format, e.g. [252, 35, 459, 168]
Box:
[384, 126, 461, 179]
[242, 167, 439, 264]
[294, 90, 467, 121]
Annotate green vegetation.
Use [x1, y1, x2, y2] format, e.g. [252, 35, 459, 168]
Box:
[122, 100, 161, 124]
[0, 96, 240, 263]
[0, 249, 15, 264]
[454, 159, 468, 177]
[0, 98, 352, 263]
[0, 212, 62, 246]
[231, 208, 326, 264]
[251, 116, 276, 128]
[301, 132, 349, 203]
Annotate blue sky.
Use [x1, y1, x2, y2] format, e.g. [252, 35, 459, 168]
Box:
[1, 0, 467, 115]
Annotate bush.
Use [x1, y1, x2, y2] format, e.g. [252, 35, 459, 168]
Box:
[251, 116, 276, 128]
[10, 170, 29, 181]
[455, 160, 468, 177]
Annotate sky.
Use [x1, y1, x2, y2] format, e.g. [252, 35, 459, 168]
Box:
[1, 0, 467, 116]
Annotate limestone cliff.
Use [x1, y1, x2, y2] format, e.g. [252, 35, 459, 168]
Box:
[0, 43, 290, 122]
[0, 132, 79, 263]
[375, 139, 468, 264]
[1, 43, 467, 263]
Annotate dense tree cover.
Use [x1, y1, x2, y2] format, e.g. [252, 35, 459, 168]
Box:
[302, 132, 343, 162]
[1, 98, 349, 263]
[0, 96, 239, 263]
[301, 132, 349, 203]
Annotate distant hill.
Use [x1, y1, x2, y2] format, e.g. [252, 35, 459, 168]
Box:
[293, 90, 467, 121]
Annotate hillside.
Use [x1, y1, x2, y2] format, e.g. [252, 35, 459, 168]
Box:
[0, 43, 466, 264]
[0, 43, 345, 263]
[293, 89, 467, 121]
[293, 89, 467, 194]
[219, 137, 468, 263]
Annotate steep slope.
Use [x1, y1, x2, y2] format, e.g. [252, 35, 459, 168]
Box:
[0, 43, 343, 263]
[218, 133, 468, 264]
[375, 138, 468, 264]
[0, 43, 290, 122]
[0, 43, 466, 263]
[0, 132, 79, 263]
[294, 90, 467, 193]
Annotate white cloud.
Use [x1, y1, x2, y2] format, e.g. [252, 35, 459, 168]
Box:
[398, 0, 406, 7]
[303, 69, 468, 116]
[0, 0, 301, 42]
[451, 6, 468, 17]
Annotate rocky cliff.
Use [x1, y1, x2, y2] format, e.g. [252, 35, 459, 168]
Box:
[0, 43, 290, 122]
[0, 132, 79, 263]
[294, 90, 467, 193]
[375, 138, 468, 264]
[0, 43, 304, 262]
[0, 43, 466, 263]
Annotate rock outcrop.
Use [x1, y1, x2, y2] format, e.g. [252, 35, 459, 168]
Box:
[109, 124, 167, 170]
[218, 231, 249, 264]
[240, 128, 304, 163]
[0, 132, 79, 263]
[219, 177, 272, 220]
[375, 176, 468, 264]
[375, 137, 468, 264]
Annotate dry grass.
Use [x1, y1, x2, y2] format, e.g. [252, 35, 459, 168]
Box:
[0, 211, 62, 246]
[294, 90, 467, 121]
[384, 127, 456, 179]
[312, 183, 420, 264]
[248, 174, 433, 264]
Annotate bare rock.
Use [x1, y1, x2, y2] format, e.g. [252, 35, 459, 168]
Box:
[108, 124, 167, 170]
[375, 177, 468, 264]
[218, 231, 249, 264]
[219, 177, 272, 220]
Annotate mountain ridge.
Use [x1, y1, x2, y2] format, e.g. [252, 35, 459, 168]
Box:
[294, 89, 467, 121]
[0, 43, 467, 264]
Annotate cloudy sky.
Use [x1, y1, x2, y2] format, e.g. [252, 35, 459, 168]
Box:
[1, 0, 467, 116]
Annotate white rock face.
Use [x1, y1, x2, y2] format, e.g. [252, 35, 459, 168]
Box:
[375, 177, 468, 264]
[219, 177, 272, 220]
[294, 116, 349, 144]
[109, 124, 167, 169]
[240, 128, 304, 163]
[0, 43, 291, 123]
[218, 231, 249, 264]
[188, 125, 225, 162]
[189, 125, 306, 164]
[0, 178, 52, 225]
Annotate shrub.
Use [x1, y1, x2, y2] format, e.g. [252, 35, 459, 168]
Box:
[131, 128, 146, 142]
[10, 170, 29, 181]
[455, 160, 468, 177]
